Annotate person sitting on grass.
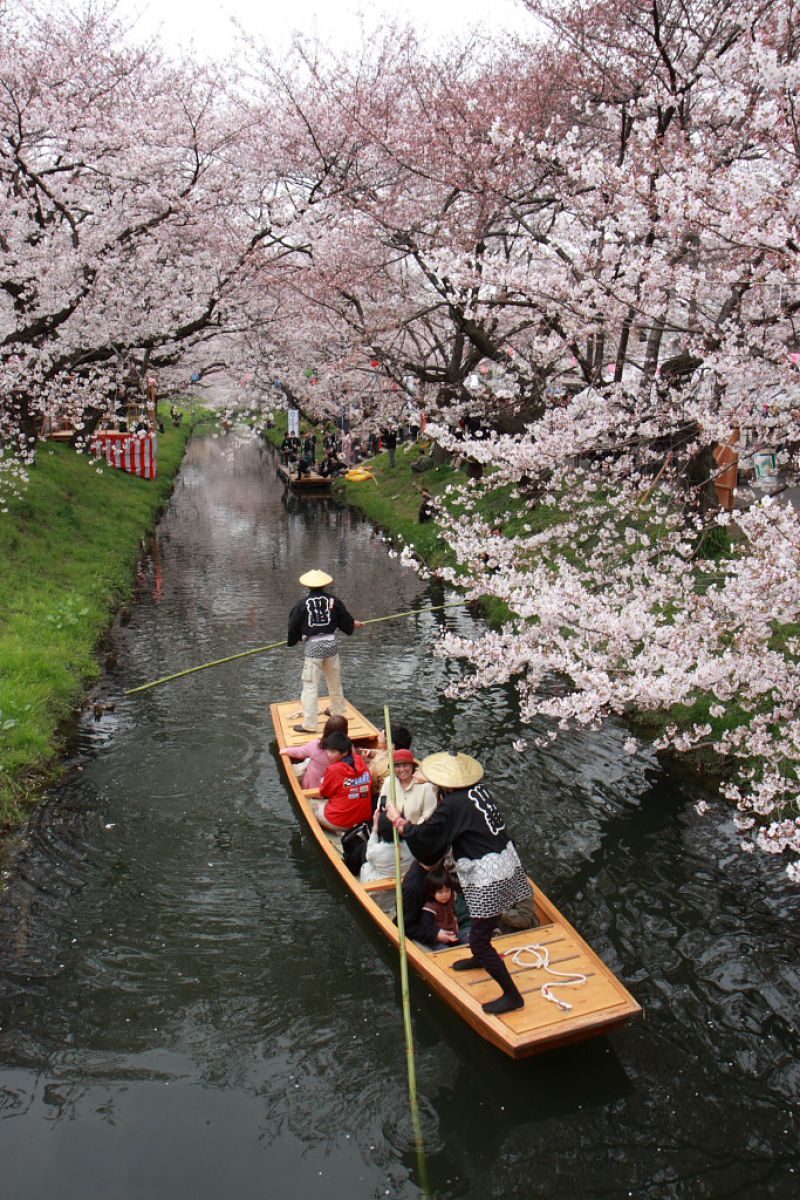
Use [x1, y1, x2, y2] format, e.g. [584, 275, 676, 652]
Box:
[314, 732, 373, 832]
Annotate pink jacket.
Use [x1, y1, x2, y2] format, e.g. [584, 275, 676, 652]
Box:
[284, 738, 329, 790]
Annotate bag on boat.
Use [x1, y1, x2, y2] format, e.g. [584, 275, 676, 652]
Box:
[341, 820, 371, 876]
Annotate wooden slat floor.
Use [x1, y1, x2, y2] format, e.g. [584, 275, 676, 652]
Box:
[274, 697, 381, 748]
[432, 925, 632, 1034]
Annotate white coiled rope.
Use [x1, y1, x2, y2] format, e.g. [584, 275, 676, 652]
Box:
[505, 943, 588, 1011]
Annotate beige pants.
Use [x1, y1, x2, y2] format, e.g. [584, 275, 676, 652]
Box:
[313, 801, 349, 832]
[300, 654, 345, 731]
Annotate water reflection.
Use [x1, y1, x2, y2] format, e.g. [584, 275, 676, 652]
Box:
[1, 433, 798, 1199]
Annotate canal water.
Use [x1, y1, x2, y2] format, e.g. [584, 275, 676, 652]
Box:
[1, 433, 798, 1199]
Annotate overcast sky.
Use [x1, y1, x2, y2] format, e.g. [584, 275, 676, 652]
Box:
[122, 0, 535, 58]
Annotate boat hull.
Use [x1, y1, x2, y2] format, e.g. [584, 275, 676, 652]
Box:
[270, 698, 642, 1058]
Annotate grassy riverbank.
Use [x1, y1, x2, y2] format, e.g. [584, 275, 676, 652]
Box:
[0, 409, 211, 836]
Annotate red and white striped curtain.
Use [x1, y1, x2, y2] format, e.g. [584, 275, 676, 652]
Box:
[91, 432, 158, 479]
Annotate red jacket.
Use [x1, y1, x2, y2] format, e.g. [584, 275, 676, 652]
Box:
[319, 752, 373, 828]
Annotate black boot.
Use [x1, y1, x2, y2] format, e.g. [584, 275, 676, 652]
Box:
[452, 957, 480, 971]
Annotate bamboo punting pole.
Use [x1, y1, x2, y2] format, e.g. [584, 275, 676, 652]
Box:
[384, 705, 431, 1198]
[124, 600, 466, 696]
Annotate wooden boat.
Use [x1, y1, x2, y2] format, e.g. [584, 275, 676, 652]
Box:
[277, 462, 332, 492]
[270, 698, 642, 1059]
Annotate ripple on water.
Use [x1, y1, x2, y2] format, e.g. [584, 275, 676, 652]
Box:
[2, 434, 800, 1200]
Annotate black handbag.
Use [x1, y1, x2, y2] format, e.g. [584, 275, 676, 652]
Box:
[341, 820, 371, 876]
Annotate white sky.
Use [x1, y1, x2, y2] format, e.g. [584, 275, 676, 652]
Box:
[123, 0, 534, 58]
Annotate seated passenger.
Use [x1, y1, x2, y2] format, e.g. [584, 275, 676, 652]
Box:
[279, 715, 348, 790]
[400, 859, 442, 946]
[365, 725, 415, 794]
[377, 749, 436, 824]
[315, 732, 372, 832]
[418, 868, 461, 947]
[360, 804, 413, 883]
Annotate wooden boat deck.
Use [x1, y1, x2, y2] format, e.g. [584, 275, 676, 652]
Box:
[276, 463, 332, 492]
[270, 698, 641, 1058]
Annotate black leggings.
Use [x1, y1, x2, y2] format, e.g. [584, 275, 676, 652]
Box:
[465, 916, 522, 1003]
[469, 916, 516, 991]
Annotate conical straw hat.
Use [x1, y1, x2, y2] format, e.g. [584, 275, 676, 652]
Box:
[298, 569, 333, 588]
[419, 752, 484, 788]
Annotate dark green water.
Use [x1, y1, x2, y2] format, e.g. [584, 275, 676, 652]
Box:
[1, 434, 798, 1199]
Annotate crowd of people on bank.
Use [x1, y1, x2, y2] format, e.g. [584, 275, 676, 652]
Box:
[279, 418, 423, 480]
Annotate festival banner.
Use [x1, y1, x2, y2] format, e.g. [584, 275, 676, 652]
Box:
[91, 431, 158, 479]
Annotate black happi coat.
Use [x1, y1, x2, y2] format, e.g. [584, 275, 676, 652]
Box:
[403, 784, 531, 919]
[287, 589, 356, 646]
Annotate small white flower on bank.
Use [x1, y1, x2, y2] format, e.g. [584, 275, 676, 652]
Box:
[512, 738, 527, 753]
[623, 737, 638, 754]
[695, 801, 709, 815]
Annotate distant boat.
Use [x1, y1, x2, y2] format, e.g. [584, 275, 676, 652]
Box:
[276, 463, 332, 492]
[270, 697, 642, 1059]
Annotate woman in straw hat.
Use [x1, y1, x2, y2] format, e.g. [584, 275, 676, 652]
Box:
[386, 752, 532, 1015]
[287, 570, 363, 733]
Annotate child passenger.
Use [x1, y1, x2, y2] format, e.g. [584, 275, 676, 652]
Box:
[314, 732, 372, 832]
[279, 715, 348, 790]
[418, 869, 461, 947]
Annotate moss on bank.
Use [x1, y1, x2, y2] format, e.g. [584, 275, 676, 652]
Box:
[0, 406, 212, 833]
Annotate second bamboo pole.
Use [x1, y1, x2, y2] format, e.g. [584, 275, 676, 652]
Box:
[384, 705, 431, 1196]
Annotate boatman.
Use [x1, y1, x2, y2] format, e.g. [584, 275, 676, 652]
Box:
[287, 570, 363, 733]
[386, 751, 534, 1015]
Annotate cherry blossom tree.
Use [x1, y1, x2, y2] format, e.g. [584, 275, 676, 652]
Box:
[420, 0, 800, 881]
[0, 1, 295, 498]
[242, 3, 800, 879]
[4, 0, 799, 878]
